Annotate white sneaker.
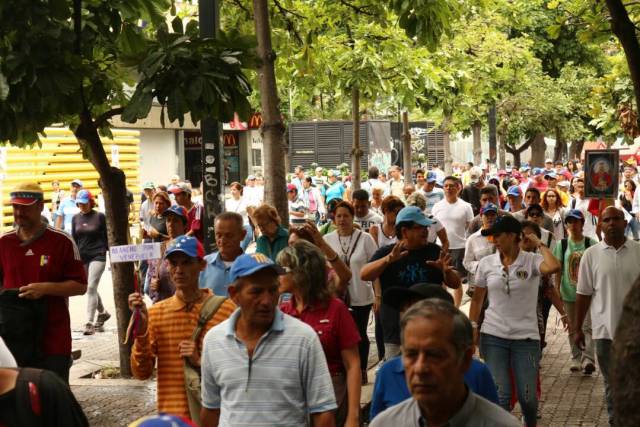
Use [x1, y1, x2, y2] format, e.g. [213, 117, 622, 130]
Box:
[570, 359, 581, 372]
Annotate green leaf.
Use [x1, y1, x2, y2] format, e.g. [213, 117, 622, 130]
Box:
[171, 17, 183, 34]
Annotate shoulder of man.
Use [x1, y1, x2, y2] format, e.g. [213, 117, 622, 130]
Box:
[370, 398, 417, 426]
[470, 393, 521, 426]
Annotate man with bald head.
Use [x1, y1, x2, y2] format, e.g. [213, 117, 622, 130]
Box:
[575, 206, 640, 425]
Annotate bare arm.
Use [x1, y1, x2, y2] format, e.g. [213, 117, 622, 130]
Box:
[369, 224, 379, 247]
[55, 215, 63, 230]
[310, 411, 337, 427]
[538, 244, 561, 275]
[373, 279, 382, 313]
[575, 293, 592, 334]
[468, 286, 487, 345]
[437, 228, 449, 253]
[19, 280, 87, 299]
[341, 346, 361, 427]
[361, 242, 407, 281]
[200, 408, 220, 427]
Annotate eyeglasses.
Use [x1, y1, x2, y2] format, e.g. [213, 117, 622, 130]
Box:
[502, 267, 511, 296]
[527, 212, 542, 218]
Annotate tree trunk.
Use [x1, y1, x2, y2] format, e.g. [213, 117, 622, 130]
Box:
[472, 120, 482, 165]
[402, 111, 412, 183]
[606, 0, 640, 115]
[553, 126, 566, 162]
[569, 139, 585, 160]
[253, 0, 288, 224]
[442, 115, 453, 175]
[530, 133, 546, 167]
[488, 105, 497, 165]
[74, 114, 134, 377]
[505, 135, 536, 168]
[498, 132, 506, 169]
[351, 86, 361, 190]
[612, 274, 640, 426]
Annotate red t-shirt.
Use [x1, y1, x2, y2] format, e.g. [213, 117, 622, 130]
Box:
[280, 297, 360, 375]
[0, 227, 87, 355]
[187, 203, 204, 243]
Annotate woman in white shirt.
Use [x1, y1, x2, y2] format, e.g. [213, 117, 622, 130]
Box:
[469, 216, 560, 427]
[541, 188, 566, 240]
[324, 201, 378, 382]
[225, 182, 252, 250]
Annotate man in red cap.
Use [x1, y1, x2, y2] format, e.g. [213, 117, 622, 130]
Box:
[0, 182, 87, 382]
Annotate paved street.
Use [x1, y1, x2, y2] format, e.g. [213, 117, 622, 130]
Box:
[66, 270, 609, 426]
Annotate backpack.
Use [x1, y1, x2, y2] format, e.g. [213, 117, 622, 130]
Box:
[560, 237, 592, 271]
[15, 367, 44, 426]
[0, 289, 47, 367]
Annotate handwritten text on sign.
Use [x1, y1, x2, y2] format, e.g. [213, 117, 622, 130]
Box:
[110, 243, 162, 263]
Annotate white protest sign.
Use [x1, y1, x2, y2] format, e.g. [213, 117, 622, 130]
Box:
[110, 243, 162, 263]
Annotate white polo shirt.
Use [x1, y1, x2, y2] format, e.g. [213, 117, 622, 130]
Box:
[475, 250, 544, 341]
[432, 198, 474, 250]
[576, 239, 640, 340]
[463, 230, 495, 286]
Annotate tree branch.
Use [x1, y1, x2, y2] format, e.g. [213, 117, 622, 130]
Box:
[272, 0, 303, 45]
[94, 107, 125, 128]
[338, 0, 376, 16]
[504, 135, 535, 155]
[230, 0, 252, 16]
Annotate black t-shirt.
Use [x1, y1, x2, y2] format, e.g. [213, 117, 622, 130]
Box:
[71, 210, 108, 263]
[0, 369, 89, 427]
[148, 215, 168, 243]
[461, 184, 482, 216]
[370, 243, 444, 344]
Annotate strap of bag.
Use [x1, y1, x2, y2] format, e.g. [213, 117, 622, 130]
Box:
[16, 367, 43, 425]
[190, 295, 227, 342]
[345, 230, 363, 265]
[561, 238, 568, 271]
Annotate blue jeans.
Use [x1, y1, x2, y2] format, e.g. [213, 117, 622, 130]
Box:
[240, 224, 253, 251]
[480, 333, 540, 427]
[626, 217, 640, 240]
[595, 339, 613, 425]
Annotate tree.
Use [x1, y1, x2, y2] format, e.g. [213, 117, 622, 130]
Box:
[0, 0, 253, 375]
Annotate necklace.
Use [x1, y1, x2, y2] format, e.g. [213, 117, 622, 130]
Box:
[338, 232, 354, 256]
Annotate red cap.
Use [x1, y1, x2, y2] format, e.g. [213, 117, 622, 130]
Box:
[286, 184, 297, 192]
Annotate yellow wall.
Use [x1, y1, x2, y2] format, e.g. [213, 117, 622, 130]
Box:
[1, 127, 140, 231]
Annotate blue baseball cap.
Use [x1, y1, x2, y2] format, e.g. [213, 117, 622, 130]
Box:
[506, 185, 522, 197]
[230, 253, 285, 282]
[426, 172, 437, 183]
[564, 209, 585, 223]
[162, 205, 188, 222]
[480, 203, 498, 215]
[520, 166, 530, 172]
[544, 172, 557, 180]
[395, 206, 435, 227]
[532, 167, 544, 176]
[75, 189, 92, 205]
[164, 235, 204, 259]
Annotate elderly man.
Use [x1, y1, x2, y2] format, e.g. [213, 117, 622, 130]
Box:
[200, 212, 246, 297]
[200, 254, 337, 427]
[370, 299, 519, 426]
[0, 182, 87, 382]
[575, 206, 640, 425]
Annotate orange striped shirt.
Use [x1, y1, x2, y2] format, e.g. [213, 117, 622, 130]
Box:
[131, 289, 236, 417]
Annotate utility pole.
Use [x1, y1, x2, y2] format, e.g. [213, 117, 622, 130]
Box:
[402, 112, 412, 183]
[199, 0, 225, 253]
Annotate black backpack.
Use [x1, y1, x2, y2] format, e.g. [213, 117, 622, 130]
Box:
[0, 289, 47, 367]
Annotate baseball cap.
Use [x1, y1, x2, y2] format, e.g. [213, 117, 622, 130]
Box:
[480, 203, 498, 215]
[561, 170, 573, 181]
[520, 166, 530, 173]
[162, 205, 188, 222]
[286, 183, 297, 192]
[497, 169, 507, 177]
[544, 172, 557, 180]
[164, 235, 204, 259]
[169, 183, 191, 195]
[564, 209, 585, 223]
[469, 167, 482, 183]
[426, 172, 437, 183]
[71, 179, 83, 187]
[481, 215, 523, 236]
[383, 283, 454, 311]
[142, 181, 155, 190]
[545, 158, 553, 164]
[247, 175, 256, 181]
[557, 180, 570, 188]
[532, 167, 544, 176]
[525, 203, 544, 216]
[75, 189, 92, 205]
[315, 167, 323, 172]
[10, 182, 44, 205]
[129, 413, 196, 427]
[230, 253, 285, 282]
[506, 185, 522, 197]
[395, 206, 435, 227]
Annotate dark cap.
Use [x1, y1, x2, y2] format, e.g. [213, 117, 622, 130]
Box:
[481, 215, 522, 236]
[383, 283, 454, 311]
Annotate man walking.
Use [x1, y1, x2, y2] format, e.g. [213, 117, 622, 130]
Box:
[575, 207, 640, 425]
[200, 254, 337, 426]
[0, 183, 87, 382]
[171, 184, 204, 243]
[352, 189, 383, 232]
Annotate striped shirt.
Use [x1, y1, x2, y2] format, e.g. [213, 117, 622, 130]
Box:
[131, 289, 236, 417]
[201, 308, 337, 426]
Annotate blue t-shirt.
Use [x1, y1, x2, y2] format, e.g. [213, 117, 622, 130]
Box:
[370, 356, 499, 420]
[56, 197, 80, 234]
[325, 182, 345, 203]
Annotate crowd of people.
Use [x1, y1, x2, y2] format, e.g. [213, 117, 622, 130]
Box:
[1, 156, 640, 426]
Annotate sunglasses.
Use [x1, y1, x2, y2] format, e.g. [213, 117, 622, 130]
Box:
[527, 212, 542, 218]
[502, 267, 511, 296]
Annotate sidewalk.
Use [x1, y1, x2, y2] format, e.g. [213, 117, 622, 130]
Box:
[67, 272, 609, 426]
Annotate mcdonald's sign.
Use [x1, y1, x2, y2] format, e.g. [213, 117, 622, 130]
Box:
[248, 112, 263, 129]
[223, 133, 238, 147]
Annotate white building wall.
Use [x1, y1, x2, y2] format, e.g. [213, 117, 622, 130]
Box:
[139, 129, 179, 187]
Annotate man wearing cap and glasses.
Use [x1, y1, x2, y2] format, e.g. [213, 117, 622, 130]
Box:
[0, 182, 88, 382]
[129, 235, 236, 418]
[200, 254, 337, 427]
[361, 206, 461, 359]
[55, 179, 83, 234]
[170, 183, 204, 244]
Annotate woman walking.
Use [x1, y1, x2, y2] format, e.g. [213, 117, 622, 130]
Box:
[71, 190, 110, 335]
[541, 188, 566, 240]
[469, 216, 560, 427]
[324, 201, 378, 384]
[278, 240, 362, 427]
[619, 179, 639, 240]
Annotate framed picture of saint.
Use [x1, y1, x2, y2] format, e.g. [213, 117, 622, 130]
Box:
[584, 150, 619, 199]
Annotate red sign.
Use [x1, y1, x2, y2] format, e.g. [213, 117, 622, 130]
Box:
[224, 133, 238, 147]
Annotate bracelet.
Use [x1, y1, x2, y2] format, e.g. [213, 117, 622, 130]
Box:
[327, 253, 339, 263]
[471, 321, 478, 329]
[561, 314, 568, 319]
